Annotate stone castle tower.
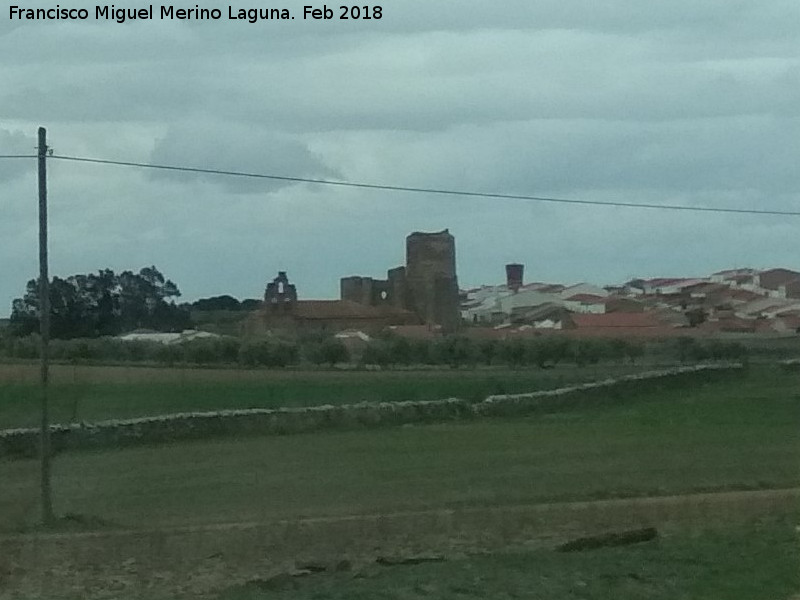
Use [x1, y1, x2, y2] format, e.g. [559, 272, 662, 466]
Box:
[405, 229, 459, 330]
[340, 229, 460, 331]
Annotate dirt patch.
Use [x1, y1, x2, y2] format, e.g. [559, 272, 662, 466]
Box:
[1, 487, 797, 600]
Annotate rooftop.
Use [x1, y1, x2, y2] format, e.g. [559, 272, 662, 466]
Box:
[570, 313, 664, 329]
[289, 300, 415, 321]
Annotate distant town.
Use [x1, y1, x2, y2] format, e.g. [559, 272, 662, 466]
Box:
[237, 229, 800, 341]
[3, 229, 799, 344]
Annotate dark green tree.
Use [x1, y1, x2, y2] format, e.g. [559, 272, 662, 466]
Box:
[192, 295, 241, 311]
[9, 266, 190, 339]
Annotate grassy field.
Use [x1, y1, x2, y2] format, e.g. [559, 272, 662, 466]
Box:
[1, 366, 797, 531]
[218, 520, 800, 600]
[0, 362, 651, 428]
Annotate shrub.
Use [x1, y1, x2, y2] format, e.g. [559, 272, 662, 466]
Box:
[239, 339, 299, 368]
[478, 339, 499, 366]
[0, 335, 40, 359]
[184, 337, 240, 365]
[361, 340, 393, 367]
[572, 339, 604, 367]
[153, 344, 185, 366]
[624, 341, 645, 364]
[387, 336, 414, 366]
[497, 338, 526, 368]
[431, 337, 477, 368]
[305, 338, 349, 366]
[674, 337, 706, 362]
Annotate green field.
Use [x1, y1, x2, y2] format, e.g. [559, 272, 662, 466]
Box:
[1, 366, 798, 531]
[0, 363, 650, 428]
[218, 520, 800, 600]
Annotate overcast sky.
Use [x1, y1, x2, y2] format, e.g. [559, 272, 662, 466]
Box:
[2, 1, 800, 312]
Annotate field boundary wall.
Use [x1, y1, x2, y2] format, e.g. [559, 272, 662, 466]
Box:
[0, 363, 742, 459]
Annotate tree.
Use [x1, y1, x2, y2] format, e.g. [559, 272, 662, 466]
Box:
[306, 338, 349, 366]
[387, 335, 413, 365]
[685, 308, 707, 328]
[608, 338, 629, 363]
[478, 339, 499, 366]
[572, 339, 604, 367]
[498, 338, 526, 368]
[240, 299, 262, 311]
[192, 295, 241, 311]
[431, 336, 477, 368]
[543, 337, 573, 367]
[674, 337, 707, 362]
[239, 339, 299, 367]
[9, 266, 190, 339]
[624, 341, 645, 364]
[361, 340, 393, 367]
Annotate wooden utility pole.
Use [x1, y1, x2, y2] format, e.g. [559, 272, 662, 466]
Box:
[38, 126, 54, 525]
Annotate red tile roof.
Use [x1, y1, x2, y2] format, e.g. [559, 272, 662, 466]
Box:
[725, 289, 764, 302]
[777, 315, 800, 330]
[729, 274, 755, 283]
[570, 313, 663, 329]
[699, 317, 757, 334]
[386, 325, 443, 339]
[758, 268, 800, 290]
[266, 300, 415, 321]
[685, 283, 728, 295]
[560, 326, 684, 339]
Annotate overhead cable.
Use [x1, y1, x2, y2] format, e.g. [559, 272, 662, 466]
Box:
[34, 153, 800, 217]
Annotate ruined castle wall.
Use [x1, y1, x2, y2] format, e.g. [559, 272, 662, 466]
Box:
[432, 276, 460, 331]
[341, 276, 395, 306]
[387, 266, 407, 310]
[340, 276, 374, 305]
[370, 280, 392, 305]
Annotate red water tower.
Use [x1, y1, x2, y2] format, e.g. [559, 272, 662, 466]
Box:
[505, 263, 524, 292]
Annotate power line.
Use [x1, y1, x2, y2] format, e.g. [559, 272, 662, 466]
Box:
[0, 154, 37, 159]
[42, 152, 800, 217]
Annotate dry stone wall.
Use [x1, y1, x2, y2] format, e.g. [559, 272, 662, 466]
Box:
[0, 364, 742, 460]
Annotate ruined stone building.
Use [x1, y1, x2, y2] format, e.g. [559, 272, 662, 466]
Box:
[246, 271, 418, 336]
[264, 271, 297, 309]
[245, 230, 460, 336]
[341, 229, 460, 331]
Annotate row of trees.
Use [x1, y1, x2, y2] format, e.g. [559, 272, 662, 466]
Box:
[190, 295, 261, 312]
[0, 334, 348, 368]
[673, 337, 748, 362]
[361, 335, 646, 368]
[9, 266, 191, 339]
[0, 333, 744, 369]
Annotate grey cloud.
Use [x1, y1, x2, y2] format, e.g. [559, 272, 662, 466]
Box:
[46, 33, 800, 130]
[0, 2, 793, 64]
[3, 4, 798, 130]
[148, 123, 339, 193]
[313, 116, 800, 200]
[0, 129, 35, 182]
